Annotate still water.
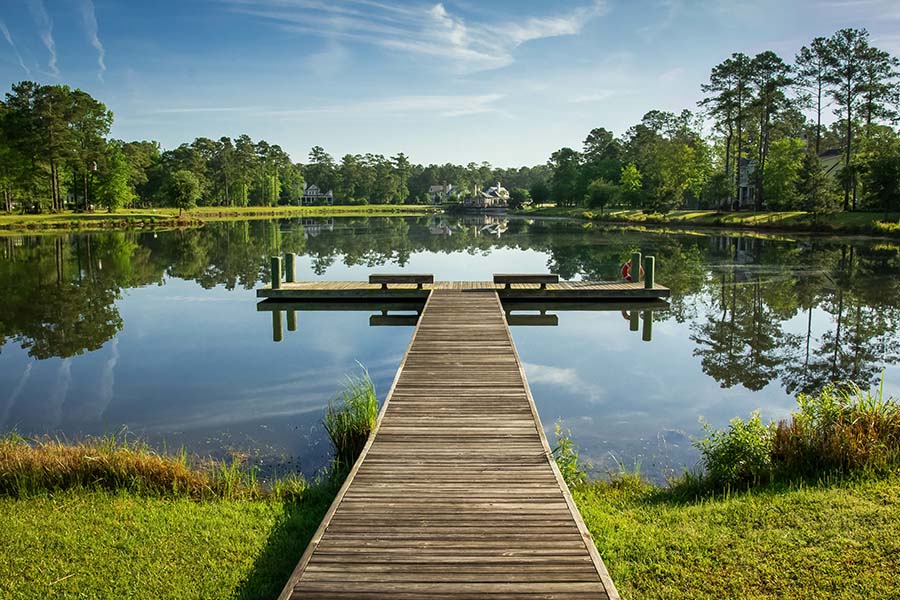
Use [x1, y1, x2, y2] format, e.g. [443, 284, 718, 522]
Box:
[1, 216, 899, 482]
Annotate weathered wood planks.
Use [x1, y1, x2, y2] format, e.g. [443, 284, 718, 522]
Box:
[278, 289, 618, 600]
[257, 279, 669, 302]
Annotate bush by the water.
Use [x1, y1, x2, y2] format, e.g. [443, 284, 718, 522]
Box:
[0, 432, 307, 499]
[692, 379, 900, 490]
[323, 370, 378, 470]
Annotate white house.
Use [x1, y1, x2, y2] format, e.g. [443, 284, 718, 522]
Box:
[301, 183, 334, 206]
[427, 184, 454, 204]
[463, 182, 509, 209]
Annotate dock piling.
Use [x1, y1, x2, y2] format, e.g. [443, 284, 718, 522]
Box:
[644, 256, 655, 289]
[631, 252, 642, 283]
[270, 256, 283, 290]
[642, 310, 653, 341]
[285, 253, 296, 283]
[272, 310, 283, 342]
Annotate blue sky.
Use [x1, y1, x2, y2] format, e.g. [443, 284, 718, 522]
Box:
[1, 1, 898, 167]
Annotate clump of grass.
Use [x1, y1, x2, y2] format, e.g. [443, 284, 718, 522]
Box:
[685, 378, 900, 493]
[773, 379, 900, 475]
[323, 369, 378, 471]
[695, 411, 774, 488]
[552, 422, 590, 488]
[0, 432, 308, 500]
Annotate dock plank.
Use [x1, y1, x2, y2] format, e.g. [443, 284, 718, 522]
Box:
[278, 289, 618, 600]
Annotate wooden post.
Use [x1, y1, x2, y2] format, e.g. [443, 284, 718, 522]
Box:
[641, 310, 653, 342]
[271, 256, 282, 290]
[644, 256, 655, 289]
[272, 310, 283, 342]
[286, 310, 297, 332]
[285, 253, 296, 283]
[629, 310, 640, 332]
[631, 252, 642, 283]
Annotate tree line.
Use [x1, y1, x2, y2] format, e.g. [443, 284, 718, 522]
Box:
[2, 26, 897, 216]
[543, 28, 900, 216]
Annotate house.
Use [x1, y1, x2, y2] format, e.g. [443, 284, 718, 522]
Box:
[463, 182, 509, 210]
[427, 184, 454, 204]
[818, 149, 843, 178]
[737, 158, 757, 209]
[301, 183, 334, 206]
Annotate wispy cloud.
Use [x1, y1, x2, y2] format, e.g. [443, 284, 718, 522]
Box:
[150, 93, 507, 119]
[638, 0, 681, 41]
[523, 362, 606, 403]
[228, 0, 608, 73]
[0, 20, 31, 75]
[27, 0, 58, 76]
[78, 0, 107, 81]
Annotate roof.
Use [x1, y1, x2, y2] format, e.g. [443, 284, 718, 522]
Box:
[818, 148, 842, 158]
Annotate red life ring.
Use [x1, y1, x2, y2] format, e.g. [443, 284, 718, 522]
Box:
[621, 260, 645, 282]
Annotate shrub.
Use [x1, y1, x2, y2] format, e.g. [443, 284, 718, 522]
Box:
[323, 370, 378, 471]
[772, 380, 900, 476]
[694, 411, 773, 488]
[552, 423, 589, 488]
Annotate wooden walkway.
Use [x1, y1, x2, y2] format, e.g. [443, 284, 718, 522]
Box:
[279, 289, 618, 600]
[258, 279, 670, 302]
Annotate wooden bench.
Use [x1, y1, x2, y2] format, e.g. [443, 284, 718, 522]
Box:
[493, 273, 559, 290]
[369, 274, 434, 290]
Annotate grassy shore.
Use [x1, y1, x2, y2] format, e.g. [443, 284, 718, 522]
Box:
[0, 204, 440, 232]
[576, 474, 900, 599]
[516, 206, 900, 237]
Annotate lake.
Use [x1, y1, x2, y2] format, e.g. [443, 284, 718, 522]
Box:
[1, 215, 899, 483]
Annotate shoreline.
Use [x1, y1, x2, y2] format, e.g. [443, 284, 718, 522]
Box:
[0, 204, 442, 233]
[513, 207, 900, 238]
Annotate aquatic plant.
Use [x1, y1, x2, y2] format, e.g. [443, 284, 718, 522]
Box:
[552, 422, 590, 488]
[0, 431, 307, 500]
[322, 369, 378, 471]
[695, 411, 774, 488]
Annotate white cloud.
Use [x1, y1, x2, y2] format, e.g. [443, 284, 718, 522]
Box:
[228, 0, 608, 73]
[523, 362, 606, 403]
[78, 0, 106, 81]
[27, 0, 58, 76]
[0, 20, 31, 75]
[150, 93, 507, 119]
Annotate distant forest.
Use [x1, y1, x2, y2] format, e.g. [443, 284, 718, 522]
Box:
[1, 27, 898, 215]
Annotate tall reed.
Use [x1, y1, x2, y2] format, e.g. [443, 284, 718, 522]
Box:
[323, 370, 378, 471]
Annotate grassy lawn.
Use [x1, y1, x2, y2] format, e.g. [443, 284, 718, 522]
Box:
[0, 486, 337, 600]
[518, 206, 900, 236]
[0, 204, 440, 232]
[576, 474, 900, 599]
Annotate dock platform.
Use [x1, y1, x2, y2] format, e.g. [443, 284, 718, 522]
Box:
[257, 279, 670, 302]
[277, 289, 619, 600]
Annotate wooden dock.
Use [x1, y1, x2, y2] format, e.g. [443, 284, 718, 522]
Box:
[278, 289, 619, 600]
[257, 279, 670, 302]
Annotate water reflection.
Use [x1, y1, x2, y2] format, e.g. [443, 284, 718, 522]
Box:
[1, 218, 899, 480]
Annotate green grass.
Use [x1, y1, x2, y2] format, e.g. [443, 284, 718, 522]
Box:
[0, 204, 440, 232]
[0, 485, 338, 600]
[323, 370, 378, 470]
[516, 206, 900, 237]
[575, 474, 900, 599]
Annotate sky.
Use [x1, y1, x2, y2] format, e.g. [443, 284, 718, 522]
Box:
[0, 0, 898, 167]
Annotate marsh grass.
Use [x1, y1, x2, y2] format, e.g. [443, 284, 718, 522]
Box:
[772, 379, 900, 476]
[0, 431, 308, 500]
[323, 370, 378, 471]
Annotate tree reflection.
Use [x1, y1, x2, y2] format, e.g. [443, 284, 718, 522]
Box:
[0, 218, 898, 394]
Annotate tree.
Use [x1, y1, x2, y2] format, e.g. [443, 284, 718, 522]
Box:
[797, 152, 839, 221]
[548, 147, 582, 206]
[824, 28, 873, 210]
[529, 180, 551, 205]
[620, 163, 644, 208]
[862, 135, 900, 217]
[795, 38, 831, 156]
[585, 179, 619, 214]
[763, 138, 805, 210]
[509, 188, 531, 210]
[750, 50, 793, 209]
[701, 53, 753, 206]
[169, 170, 200, 215]
[95, 143, 134, 212]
